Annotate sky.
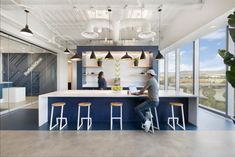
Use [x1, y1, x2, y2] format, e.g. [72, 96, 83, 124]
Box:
[179, 27, 226, 72]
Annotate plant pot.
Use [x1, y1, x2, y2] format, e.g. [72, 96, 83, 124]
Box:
[97, 60, 102, 67]
[134, 60, 139, 67]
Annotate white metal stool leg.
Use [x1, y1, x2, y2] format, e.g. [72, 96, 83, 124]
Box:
[176, 105, 186, 130]
[110, 105, 113, 130]
[168, 106, 176, 130]
[120, 105, 122, 130]
[110, 104, 122, 130]
[77, 106, 81, 130]
[149, 108, 154, 133]
[50, 105, 67, 131]
[87, 105, 90, 130]
[59, 106, 63, 130]
[49, 106, 55, 130]
[154, 107, 160, 130]
[77, 105, 92, 130]
[181, 106, 185, 130]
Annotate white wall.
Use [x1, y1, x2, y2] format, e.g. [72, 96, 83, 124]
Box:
[57, 53, 68, 90]
[72, 61, 77, 90]
[68, 62, 72, 83]
[83, 52, 151, 87]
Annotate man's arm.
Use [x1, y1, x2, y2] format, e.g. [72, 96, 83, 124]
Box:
[136, 80, 150, 95]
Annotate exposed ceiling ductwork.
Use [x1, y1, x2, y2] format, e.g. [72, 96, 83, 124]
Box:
[81, 17, 156, 43]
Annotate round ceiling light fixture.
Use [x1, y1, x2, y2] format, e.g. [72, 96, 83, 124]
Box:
[81, 31, 99, 39]
[138, 31, 156, 39]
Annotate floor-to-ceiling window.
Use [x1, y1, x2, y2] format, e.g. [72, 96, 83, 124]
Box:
[168, 51, 176, 90]
[180, 43, 193, 94]
[159, 59, 164, 90]
[199, 27, 227, 112]
[0, 32, 57, 113]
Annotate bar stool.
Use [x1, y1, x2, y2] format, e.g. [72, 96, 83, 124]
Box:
[49, 102, 67, 131]
[141, 106, 160, 133]
[77, 102, 92, 130]
[110, 102, 123, 130]
[167, 102, 185, 130]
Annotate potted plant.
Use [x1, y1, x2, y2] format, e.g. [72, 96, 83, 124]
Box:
[218, 11, 235, 123]
[97, 58, 103, 67]
[133, 58, 139, 67]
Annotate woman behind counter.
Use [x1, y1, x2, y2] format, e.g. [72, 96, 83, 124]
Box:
[98, 71, 107, 90]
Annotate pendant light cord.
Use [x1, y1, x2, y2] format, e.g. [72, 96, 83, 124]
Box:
[158, 7, 162, 50]
[25, 10, 29, 25]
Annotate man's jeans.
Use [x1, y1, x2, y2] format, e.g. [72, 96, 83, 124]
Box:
[135, 100, 159, 123]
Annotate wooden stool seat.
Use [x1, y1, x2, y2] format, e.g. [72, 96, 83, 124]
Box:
[79, 102, 91, 107]
[111, 102, 123, 107]
[52, 102, 66, 107]
[169, 102, 183, 107]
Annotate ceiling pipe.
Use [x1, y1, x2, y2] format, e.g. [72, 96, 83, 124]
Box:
[81, 19, 111, 39]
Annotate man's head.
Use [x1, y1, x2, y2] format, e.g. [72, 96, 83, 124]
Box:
[146, 69, 156, 79]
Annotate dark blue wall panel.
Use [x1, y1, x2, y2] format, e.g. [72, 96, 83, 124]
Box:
[2, 53, 57, 96]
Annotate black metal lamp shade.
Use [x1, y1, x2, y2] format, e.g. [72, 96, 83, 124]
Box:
[71, 53, 81, 61]
[105, 51, 114, 59]
[155, 51, 164, 60]
[20, 25, 33, 36]
[121, 52, 132, 60]
[140, 49, 146, 59]
[90, 50, 96, 59]
[64, 48, 70, 55]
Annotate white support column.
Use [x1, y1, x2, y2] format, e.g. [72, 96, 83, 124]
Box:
[164, 53, 168, 90]
[176, 48, 180, 91]
[72, 61, 77, 90]
[227, 28, 235, 117]
[0, 53, 2, 82]
[57, 53, 68, 91]
[193, 40, 200, 97]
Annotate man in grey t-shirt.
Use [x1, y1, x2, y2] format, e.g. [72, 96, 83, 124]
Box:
[134, 69, 159, 132]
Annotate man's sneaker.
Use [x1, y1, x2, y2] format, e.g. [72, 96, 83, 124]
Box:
[143, 120, 151, 132]
[145, 111, 153, 120]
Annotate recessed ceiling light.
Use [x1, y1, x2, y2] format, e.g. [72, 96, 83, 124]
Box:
[210, 25, 216, 29]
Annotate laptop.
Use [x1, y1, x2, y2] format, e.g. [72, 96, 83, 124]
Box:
[128, 86, 138, 94]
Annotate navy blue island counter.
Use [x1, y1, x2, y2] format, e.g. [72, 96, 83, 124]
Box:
[38, 90, 198, 130]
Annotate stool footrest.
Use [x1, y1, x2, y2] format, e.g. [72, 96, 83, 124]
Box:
[50, 117, 67, 131]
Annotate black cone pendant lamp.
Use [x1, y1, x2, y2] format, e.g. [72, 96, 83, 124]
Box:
[64, 48, 70, 54]
[156, 7, 163, 60]
[20, 10, 33, 36]
[90, 50, 96, 59]
[121, 52, 132, 60]
[105, 8, 114, 60]
[105, 50, 114, 59]
[71, 53, 81, 61]
[64, 41, 70, 55]
[156, 50, 163, 60]
[140, 49, 146, 59]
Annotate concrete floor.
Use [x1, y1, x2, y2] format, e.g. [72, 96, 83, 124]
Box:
[1, 130, 235, 157]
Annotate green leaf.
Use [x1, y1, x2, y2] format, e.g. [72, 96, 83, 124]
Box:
[218, 49, 235, 66]
[228, 19, 235, 27]
[218, 49, 227, 58]
[226, 71, 235, 88]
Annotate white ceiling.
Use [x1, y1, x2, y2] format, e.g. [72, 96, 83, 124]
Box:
[0, 0, 234, 53]
[0, 0, 204, 49]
